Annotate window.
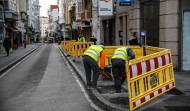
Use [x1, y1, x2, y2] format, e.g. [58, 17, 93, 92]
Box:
[76, 1, 82, 19]
[0, 8, 2, 20]
[78, 2, 82, 13]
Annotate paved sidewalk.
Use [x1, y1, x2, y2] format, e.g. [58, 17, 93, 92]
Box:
[0, 44, 41, 73]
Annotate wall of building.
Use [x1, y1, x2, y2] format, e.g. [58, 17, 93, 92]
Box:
[159, 0, 179, 69]
[113, 0, 180, 69]
[40, 17, 48, 38]
[92, 0, 100, 44]
[64, 0, 71, 29]
[115, 0, 141, 45]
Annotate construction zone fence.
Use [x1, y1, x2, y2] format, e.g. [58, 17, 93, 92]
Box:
[73, 42, 94, 59]
[127, 48, 175, 111]
[61, 41, 175, 111]
[61, 41, 94, 58]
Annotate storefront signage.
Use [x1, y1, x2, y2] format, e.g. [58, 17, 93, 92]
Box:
[98, 0, 113, 16]
[120, 0, 135, 2]
[119, 0, 135, 6]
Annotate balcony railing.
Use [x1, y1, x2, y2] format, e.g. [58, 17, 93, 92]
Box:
[81, 11, 91, 21]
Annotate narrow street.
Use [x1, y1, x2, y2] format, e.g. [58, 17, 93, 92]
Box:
[0, 44, 96, 111]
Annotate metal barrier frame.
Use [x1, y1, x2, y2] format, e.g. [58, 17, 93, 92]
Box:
[127, 49, 175, 111]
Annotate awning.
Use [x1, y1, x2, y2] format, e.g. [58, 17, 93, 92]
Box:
[7, 27, 20, 34]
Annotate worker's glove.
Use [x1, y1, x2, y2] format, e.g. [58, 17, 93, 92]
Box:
[101, 69, 104, 75]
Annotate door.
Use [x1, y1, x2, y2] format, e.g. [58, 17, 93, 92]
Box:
[182, 11, 190, 71]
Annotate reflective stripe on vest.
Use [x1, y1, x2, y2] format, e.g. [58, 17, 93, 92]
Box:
[84, 45, 103, 61]
[112, 47, 128, 61]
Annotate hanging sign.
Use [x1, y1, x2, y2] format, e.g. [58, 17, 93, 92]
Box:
[98, 0, 113, 16]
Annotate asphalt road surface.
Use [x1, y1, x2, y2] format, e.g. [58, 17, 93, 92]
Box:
[0, 44, 97, 111]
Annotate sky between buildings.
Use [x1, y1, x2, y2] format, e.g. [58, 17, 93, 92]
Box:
[40, 0, 57, 17]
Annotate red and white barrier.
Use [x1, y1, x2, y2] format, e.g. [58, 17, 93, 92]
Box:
[73, 44, 93, 59]
[133, 82, 174, 108]
[74, 44, 92, 49]
[129, 54, 171, 78]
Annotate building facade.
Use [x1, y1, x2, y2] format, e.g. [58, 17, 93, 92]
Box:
[64, 0, 71, 39]
[26, 0, 41, 43]
[40, 16, 48, 40]
[66, 0, 100, 43]
[100, 0, 190, 71]
[16, 0, 27, 46]
[4, 0, 19, 47]
[0, 1, 5, 52]
[33, 0, 41, 41]
[58, 0, 66, 39]
[100, 0, 115, 46]
[47, 5, 58, 42]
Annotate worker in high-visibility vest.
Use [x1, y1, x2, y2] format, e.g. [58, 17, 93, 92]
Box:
[83, 44, 105, 89]
[111, 47, 135, 93]
[77, 36, 81, 42]
[81, 35, 86, 42]
[77, 35, 86, 42]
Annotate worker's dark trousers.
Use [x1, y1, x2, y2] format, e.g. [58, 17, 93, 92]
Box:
[111, 59, 126, 93]
[83, 55, 100, 87]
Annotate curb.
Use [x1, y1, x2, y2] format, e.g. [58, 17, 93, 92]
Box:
[0, 45, 41, 75]
[58, 46, 128, 111]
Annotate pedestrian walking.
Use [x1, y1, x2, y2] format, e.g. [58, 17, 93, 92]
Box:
[3, 35, 12, 56]
[23, 38, 27, 48]
[129, 32, 139, 45]
[111, 47, 135, 93]
[83, 44, 105, 89]
[90, 36, 97, 45]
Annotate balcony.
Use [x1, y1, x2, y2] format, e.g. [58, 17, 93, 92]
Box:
[4, 1, 18, 21]
[81, 11, 91, 22]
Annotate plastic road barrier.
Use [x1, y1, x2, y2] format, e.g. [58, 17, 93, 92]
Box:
[61, 41, 69, 51]
[67, 41, 77, 55]
[73, 42, 94, 59]
[127, 48, 175, 111]
[61, 40, 76, 51]
[146, 46, 165, 55]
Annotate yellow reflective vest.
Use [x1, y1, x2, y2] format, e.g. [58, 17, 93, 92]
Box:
[81, 37, 85, 42]
[84, 45, 103, 62]
[78, 37, 86, 42]
[112, 47, 129, 61]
